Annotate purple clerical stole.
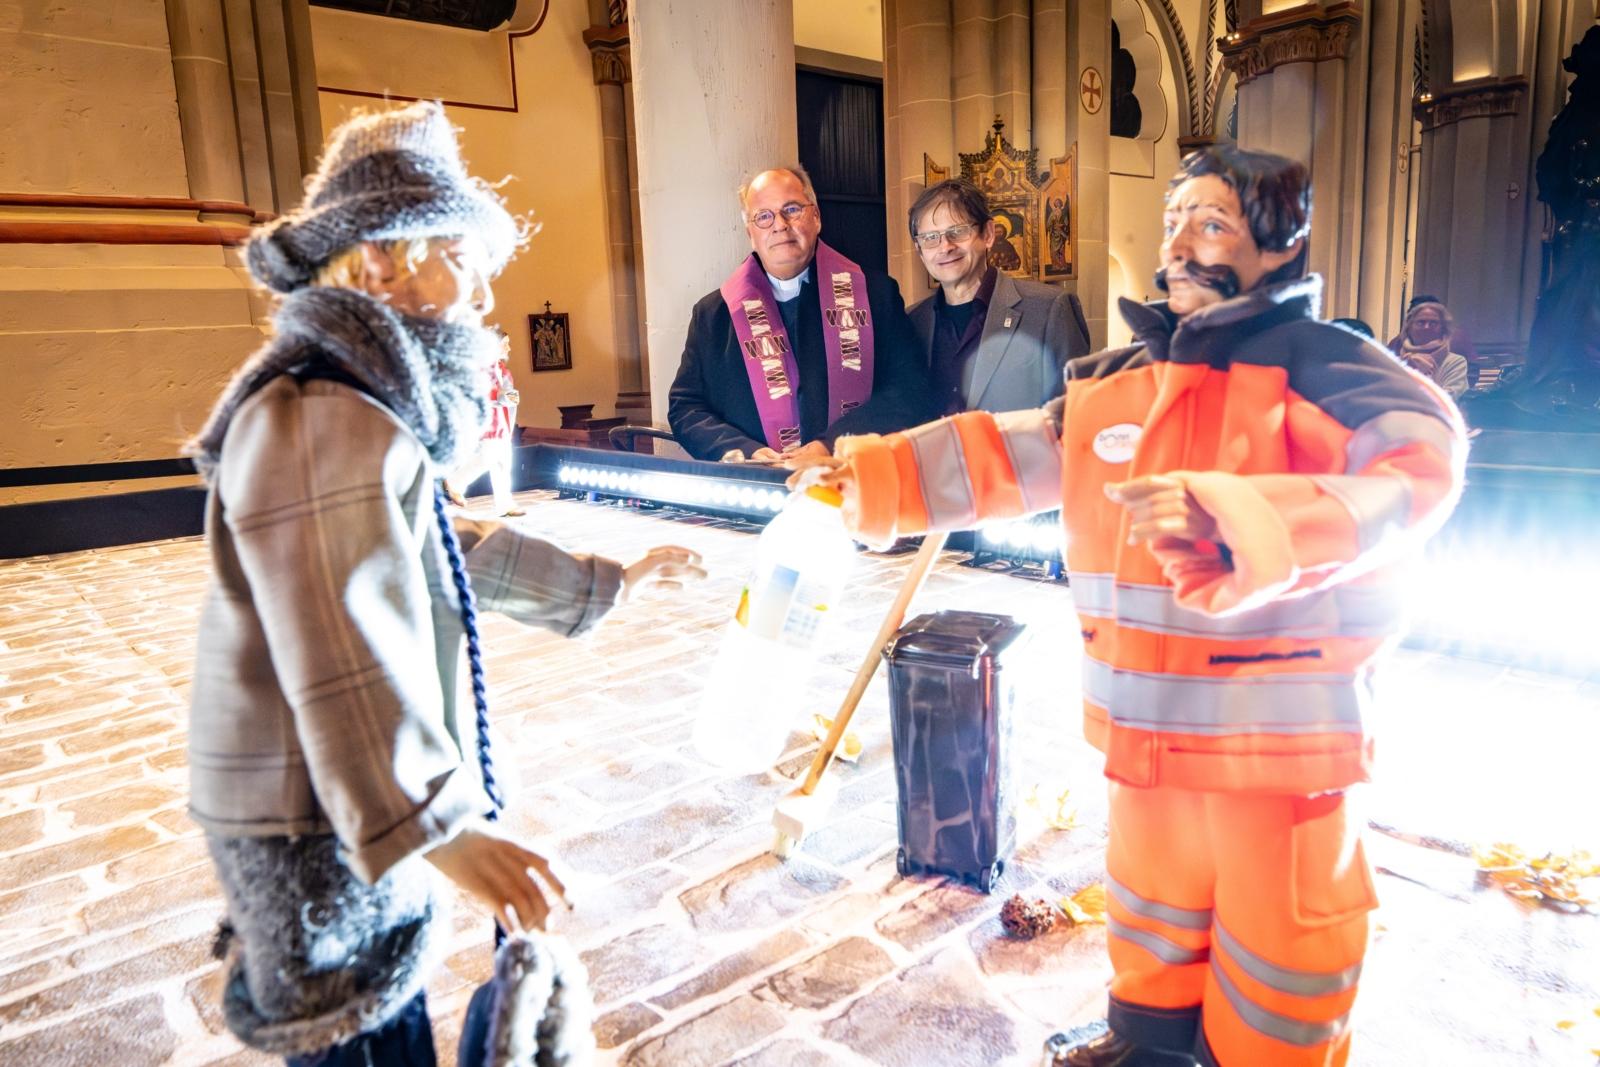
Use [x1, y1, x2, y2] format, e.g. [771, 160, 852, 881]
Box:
[719, 242, 876, 453]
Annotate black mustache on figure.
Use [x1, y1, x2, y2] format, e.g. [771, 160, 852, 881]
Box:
[1155, 262, 1242, 300]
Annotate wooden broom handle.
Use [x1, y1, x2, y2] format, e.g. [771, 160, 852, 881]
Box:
[800, 531, 949, 795]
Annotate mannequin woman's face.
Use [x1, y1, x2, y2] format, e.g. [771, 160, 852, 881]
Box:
[359, 236, 494, 324]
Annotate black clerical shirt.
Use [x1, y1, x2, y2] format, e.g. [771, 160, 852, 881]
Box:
[931, 267, 997, 415]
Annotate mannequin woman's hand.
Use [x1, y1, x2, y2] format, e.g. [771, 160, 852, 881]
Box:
[425, 822, 571, 932]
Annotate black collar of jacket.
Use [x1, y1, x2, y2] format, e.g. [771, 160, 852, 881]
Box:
[1118, 274, 1324, 364]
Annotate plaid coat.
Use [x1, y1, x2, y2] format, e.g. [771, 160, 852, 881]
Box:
[188, 375, 623, 882]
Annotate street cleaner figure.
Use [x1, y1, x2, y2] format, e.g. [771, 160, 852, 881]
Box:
[795, 145, 1466, 1067]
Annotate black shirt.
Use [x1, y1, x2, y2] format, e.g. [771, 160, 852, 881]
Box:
[931, 267, 997, 415]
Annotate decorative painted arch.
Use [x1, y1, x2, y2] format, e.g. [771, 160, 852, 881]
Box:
[1136, 0, 1201, 139]
[1111, 0, 1171, 145]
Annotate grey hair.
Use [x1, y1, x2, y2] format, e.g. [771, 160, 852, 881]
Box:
[1402, 300, 1455, 338]
[737, 165, 819, 217]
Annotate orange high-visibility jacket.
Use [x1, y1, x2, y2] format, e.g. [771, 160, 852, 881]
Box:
[840, 277, 1467, 795]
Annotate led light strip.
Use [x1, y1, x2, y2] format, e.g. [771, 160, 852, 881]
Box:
[555, 464, 788, 515]
[979, 514, 1065, 559]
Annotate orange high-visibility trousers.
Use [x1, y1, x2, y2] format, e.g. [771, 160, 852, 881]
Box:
[1104, 782, 1377, 1066]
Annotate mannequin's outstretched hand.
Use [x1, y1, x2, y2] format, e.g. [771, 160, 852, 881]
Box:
[621, 546, 706, 602]
[425, 821, 571, 933]
[785, 452, 859, 530]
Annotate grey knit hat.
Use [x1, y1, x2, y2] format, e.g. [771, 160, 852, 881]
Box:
[247, 101, 521, 293]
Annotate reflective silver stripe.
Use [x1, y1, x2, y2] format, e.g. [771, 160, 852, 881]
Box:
[1345, 410, 1460, 475]
[1107, 873, 1213, 930]
[1210, 957, 1350, 1047]
[1214, 922, 1362, 997]
[906, 418, 977, 529]
[1308, 474, 1412, 554]
[1068, 572, 1403, 640]
[1082, 657, 1368, 736]
[1109, 916, 1210, 966]
[992, 407, 1063, 513]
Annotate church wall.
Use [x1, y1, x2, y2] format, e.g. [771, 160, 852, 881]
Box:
[0, 1, 190, 197]
[311, 4, 621, 431]
[796, 0, 885, 60]
[0, 0, 270, 506]
[1106, 0, 1185, 348]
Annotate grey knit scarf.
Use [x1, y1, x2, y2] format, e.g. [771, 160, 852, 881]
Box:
[190, 286, 498, 479]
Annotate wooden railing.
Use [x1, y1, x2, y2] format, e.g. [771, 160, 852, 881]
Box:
[0, 193, 271, 247]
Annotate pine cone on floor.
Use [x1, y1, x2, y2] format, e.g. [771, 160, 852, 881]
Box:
[999, 894, 1057, 939]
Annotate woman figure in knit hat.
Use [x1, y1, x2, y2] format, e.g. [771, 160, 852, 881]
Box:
[186, 101, 704, 1066]
[1395, 300, 1470, 399]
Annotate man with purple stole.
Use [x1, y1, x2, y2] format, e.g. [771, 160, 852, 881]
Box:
[668, 166, 935, 462]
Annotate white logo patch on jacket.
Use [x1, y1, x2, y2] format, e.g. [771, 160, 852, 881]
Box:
[1092, 423, 1143, 463]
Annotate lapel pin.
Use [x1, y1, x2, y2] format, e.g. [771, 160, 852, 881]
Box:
[1003, 315, 1014, 328]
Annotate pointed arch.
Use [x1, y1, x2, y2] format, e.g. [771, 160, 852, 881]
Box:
[1136, 0, 1200, 139]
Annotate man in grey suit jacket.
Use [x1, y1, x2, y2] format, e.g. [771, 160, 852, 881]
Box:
[906, 179, 1091, 414]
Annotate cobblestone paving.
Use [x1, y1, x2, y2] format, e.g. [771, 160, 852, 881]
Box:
[0, 491, 1596, 1065]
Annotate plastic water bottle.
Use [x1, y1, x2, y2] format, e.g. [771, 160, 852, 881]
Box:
[693, 485, 857, 772]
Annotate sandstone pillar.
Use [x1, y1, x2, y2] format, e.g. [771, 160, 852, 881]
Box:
[585, 5, 649, 421]
[884, 0, 955, 295]
[1065, 0, 1111, 349]
[1031, 0, 1069, 162]
[1222, 2, 1365, 316]
[629, 0, 797, 428]
[164, 0, 248, 204]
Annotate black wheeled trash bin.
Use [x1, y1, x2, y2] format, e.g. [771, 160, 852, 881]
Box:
[883, 610, 1027, 893]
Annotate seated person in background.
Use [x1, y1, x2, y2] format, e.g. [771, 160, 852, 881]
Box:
[1330, 316, 1375, 339]
[1388, 292, 1479, 361]
[668, 165, 934, 462]
[907, 179, 1091, 414]
[1395, 299, 1470, 398]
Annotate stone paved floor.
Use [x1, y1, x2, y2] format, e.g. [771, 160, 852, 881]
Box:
[0, 491, 1596, 1066]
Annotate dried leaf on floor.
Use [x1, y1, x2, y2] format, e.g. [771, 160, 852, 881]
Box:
[811, 714, 862, 763]
[1473, 843, 1599, 911]
[1025, 782, 1079, 832]
[1551, 1003, 1600, 1059]
[1059, 882, 1108, 926]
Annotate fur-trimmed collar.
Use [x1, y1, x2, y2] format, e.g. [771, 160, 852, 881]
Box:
[1118, 274, 1324, 361]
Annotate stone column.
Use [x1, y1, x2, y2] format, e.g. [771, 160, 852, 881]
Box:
[953, 0, 999, 143]
[1031, 0, 1069, 162]
[1065, 0, 1111, 349]
[994, 0, 1033, 143]
[251, 0, 311, 211]
[584, 8, 649, 421]
[1351, 0, 1422, 338]
[1222, 1, 1363, 315]
[629, 0, 797, 427]
[164, 0, 248, 203]
[884, 0, 955, 296]
[169, 0, 320, 214]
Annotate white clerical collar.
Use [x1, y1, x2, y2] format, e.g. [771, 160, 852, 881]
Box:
[767, 266, 810, 302]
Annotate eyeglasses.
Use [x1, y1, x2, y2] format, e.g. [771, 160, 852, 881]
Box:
[913, 223, 981, 249]
[748, 202, 813, 229]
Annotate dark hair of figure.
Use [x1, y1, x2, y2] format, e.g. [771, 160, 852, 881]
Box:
[1171, 145, 1313, 286]
[908, 179, 991, 238]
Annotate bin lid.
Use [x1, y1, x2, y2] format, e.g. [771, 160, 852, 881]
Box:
[883, 610, 1029, 672]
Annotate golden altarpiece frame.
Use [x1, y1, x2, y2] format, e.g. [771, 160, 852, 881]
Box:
[924, 118, 1078, 283]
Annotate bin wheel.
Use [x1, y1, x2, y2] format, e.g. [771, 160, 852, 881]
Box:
[895, 848, 911, 877]
[978, 861, 1002, 893]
